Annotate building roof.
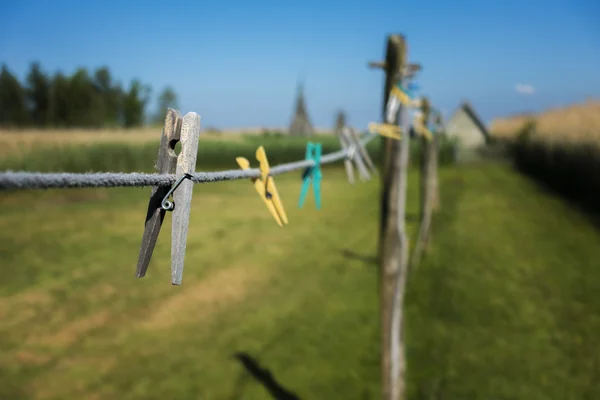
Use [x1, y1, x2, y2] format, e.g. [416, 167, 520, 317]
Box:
[450, 101, 490, 138]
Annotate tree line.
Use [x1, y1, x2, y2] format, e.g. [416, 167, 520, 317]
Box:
[0, 62, 178, 129]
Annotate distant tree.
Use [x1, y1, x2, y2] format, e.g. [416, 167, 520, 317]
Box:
[0, 64, 30, 127]
[0, 62, 152, 129]
[153, 86, 178, 124]
[93, 66, 123, 127]
[25, 62, 52, 127]
[49, 72, 71, 127]
[123, 79, 151, 128]
[68, 67, 105, 127]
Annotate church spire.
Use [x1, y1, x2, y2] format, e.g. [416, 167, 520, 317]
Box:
[288, 79, 315, 137]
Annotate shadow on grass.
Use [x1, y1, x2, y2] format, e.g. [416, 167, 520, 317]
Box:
[511, 143, 600, 229]
[405, 169, 465, 399]
[232, 352, 301, 400]
[515, 168, 600, 229]
[228, 327, 299, 399]
[341, 249, 377, 266]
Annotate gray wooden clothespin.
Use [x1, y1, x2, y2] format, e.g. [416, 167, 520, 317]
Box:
[136, 109, 202, 286]
[349, 127, 377, 176]
[342, 127, 371, 181]
[337, 127, 356, 184]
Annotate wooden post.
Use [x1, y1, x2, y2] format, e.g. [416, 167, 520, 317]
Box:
[419, 98, 432, 221]
[431, 112, 442, 211]
[411, 97, 436, 270]
[370, 34, 412, 400]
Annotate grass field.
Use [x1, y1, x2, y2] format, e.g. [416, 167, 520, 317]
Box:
[2, 127, 600, 399]
[2, 155, 600, 399]
[0, 168, 391, 400]
[406, 164, 600, 399]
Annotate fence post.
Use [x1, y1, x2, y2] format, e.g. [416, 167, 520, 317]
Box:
[370, 34, 412, 400]
[431, 112, 442, 211]
[411, 97, 435, 270]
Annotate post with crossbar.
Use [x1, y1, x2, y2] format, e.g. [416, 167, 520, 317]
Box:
[369, 34, 412, 400]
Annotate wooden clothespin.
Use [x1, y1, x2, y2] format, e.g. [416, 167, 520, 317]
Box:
[368, 122, 402, 140]
[136, 109, 201, 286]
[342, 127, 372, 181]
[348, 127, 377, 176]
[136, 108, 181, 279]
[236, 146, 288, 227]
[412, 111, 433, 141]
[298, 142, 322, 209]
[337, 127, 356, 184]
[390, 82, 421, 108]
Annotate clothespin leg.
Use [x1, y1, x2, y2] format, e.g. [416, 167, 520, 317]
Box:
[298, 176, 312, 209]
[344, 160, 355, 185]
[298, 142, 314, 209]
[313, 143, 322, 210]
[266, 176, 288, 225]
[348, 131, 371, 181]
[313, 178, 322, 210]
[354, 153, 371, 181]
[136, 108, 182, 278]
[349, 128, 377, 175]
[256, 146, 289, 225]
[339, 129, 355, 184]
[171, 112, 202, 286]
[237, 157, 285, 227]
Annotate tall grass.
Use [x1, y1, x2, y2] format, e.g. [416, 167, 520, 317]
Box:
[491, 99, 600, 143]
[0, 132, 457, 173]
[496, 101, 600, 218]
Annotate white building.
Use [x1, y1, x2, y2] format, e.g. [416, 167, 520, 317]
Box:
[446, 101, 490, 149]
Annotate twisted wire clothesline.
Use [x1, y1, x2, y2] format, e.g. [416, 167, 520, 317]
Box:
[0, 134, 377, 190]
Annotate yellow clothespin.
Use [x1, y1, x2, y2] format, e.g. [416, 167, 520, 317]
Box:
[391, 85, 420, 108]
[368, 122, 402, 140]
[391, 85, 413, 107]
[413, 112, 433, 141]
[236, 146, 289, 227]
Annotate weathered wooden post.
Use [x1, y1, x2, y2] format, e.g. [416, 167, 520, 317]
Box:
[411, 97, 436, 270]
[431, 111, 442, 211]
[369, 34, 414, 400]
[418, 98, 432, 219]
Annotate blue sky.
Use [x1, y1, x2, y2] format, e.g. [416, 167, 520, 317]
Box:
[1, 0, 599, 129]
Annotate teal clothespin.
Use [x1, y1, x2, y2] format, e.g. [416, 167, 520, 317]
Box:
[391, 82, 416, 106]
[407, 82, 420, 98]
[298, 142, 322, 210]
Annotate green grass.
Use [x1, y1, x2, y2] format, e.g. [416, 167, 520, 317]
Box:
[0, 168, 416, 400]
[2, 158, 599, 399]
[0, 133, 456, 173]
[406, 164, 600, 399]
